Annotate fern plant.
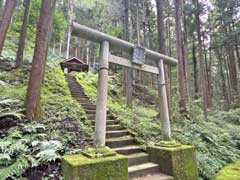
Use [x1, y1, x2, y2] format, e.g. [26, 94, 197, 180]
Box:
[0, 124, 63, 180]
[0, 156, 29, 180]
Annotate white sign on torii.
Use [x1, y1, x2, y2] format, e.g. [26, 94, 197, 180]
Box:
[71, 22, 178, 147]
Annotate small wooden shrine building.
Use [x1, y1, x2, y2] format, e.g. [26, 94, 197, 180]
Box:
[60, 57, 89, 73]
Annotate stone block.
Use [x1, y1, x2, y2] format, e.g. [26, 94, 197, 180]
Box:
[147, 144, 198, 180]
[62, 152, 128, 180]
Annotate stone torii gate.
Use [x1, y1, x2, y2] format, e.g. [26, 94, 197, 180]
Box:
[71, 22, 178, 147]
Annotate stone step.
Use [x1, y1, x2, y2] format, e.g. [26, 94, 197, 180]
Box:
[106, 136, 135, 148]
[128, 163, 160, 179]
[91, 124, 124, 131]
[106, 130, 129, 138]
[69, 86, 84, 89]
[89, 115, 113, 120]
[82, 106, 96, 111]
[71, 87, 83, 90]
[106, 125, 124, 131]
[128, 153, 149, 166]
[112, 145, 143, 155]
[74, 97, 89, 100]
[86, 110, 96, 115]
[72, 96, 88, 99]
[78, 100, 92, 104]
[130, 173, 174, 180]
[78, 98, 91, 104]
[68, 86, 84, 89]
[81, 103, 96, 107]
[86, 110, 110, 115]
[70, 92, 86, 96]
[71, 91, 88, 98]
[91, 120, 119, 126]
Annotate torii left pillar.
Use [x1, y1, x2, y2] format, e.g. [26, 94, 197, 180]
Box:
[94, 41, 109, 147]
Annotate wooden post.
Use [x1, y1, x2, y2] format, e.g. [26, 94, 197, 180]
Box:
[157, 59, 171, 140]
[94, 41, 109, 147]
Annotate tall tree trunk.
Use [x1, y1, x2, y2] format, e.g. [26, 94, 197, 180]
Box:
[208, 45, 212, 102]
[216, 49, 230, 109]
[227, 46, 239, 99]
[193, 0, 211, 115]
[0, 0, 5, 21]
[192, 38, 198, 98]
[156, 0, 166, 55]
[174, 0, 188, 112]
[0, 0, 17, 56]
[224, 53, 233, 101]
[123, 0, 129, 42]
[182, 0, 191, 103]
[235, 43, 240, 70]
[136, 0, 140, 46]
[16, 0, 31, 68]
[122, 0, 133, 107]
[65, 0, 72, 59]
[25, 0, 56, 120]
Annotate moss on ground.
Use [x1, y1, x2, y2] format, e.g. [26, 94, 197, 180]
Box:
[0, 65, 93, 179]
[214, 161, 240, 180]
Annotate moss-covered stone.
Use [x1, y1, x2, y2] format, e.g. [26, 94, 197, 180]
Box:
[147, 145, 198, 180]
[62, 153, 128, 180]
[81, 146, 116, 158]
[214, 161, 240, 180]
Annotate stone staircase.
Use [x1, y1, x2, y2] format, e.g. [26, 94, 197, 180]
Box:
[65, 75, 173, 180]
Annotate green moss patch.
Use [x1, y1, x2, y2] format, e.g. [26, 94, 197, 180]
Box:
[62, 153, 128, 180]
[82, 146, 116, 159]
[214, 161, 240, 180]
[147, 145, 198, 180]
[157, 140, 182, 147]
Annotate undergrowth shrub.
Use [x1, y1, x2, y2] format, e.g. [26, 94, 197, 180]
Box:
[0, 66, 93, 179]
[76, 71, 240, 180]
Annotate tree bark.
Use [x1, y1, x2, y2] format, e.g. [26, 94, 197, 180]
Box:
[174, 0, 188, 112]
[136, 0, 140, 46]
[182, 0, 192, 105]
[193, 0, 211, 115]
[16, 0, 31, 68]
[216, 49, 230, 109]
[0, 0, 17, 56]
[65, 0, 72, 59]
[192, 38, 198, 98]
[123, 0, 133, 107]
[123, 0, 130, 42]
[25, 0, 56, 120]
[0, 0, 5, 21]
[156, 0, 166, 54]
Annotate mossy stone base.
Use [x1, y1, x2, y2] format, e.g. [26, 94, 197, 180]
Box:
[147, 145, 198, 180]
[214, 161, 240, 180]
[62, 153, 128, 180]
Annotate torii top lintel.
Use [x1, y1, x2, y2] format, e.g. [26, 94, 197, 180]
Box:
[71, 22, 178, 66]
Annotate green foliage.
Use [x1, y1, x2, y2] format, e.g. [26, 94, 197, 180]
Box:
[0, 124, 63, 179]
[75, 72, 98, 102]
[214, 161, 240, 180]
[75, 72, 240, 180]
[0, 65, 93, 179]
[0, 156, 29, 180]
